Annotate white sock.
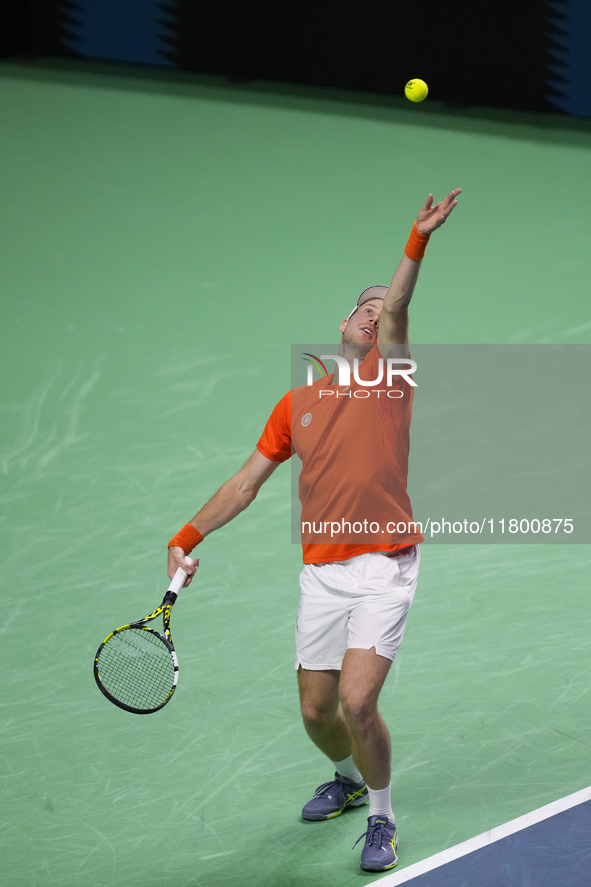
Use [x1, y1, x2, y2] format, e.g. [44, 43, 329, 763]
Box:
[368, 783, 395, 825]
[332, 754, 363, 784]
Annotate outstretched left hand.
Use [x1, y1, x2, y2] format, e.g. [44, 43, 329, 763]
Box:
[416, 188, 462, 235]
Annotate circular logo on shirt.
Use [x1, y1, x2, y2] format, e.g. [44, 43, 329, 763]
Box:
[301, 412, 312, 427]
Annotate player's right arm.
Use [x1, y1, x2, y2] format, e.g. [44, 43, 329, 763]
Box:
[167, 449, 280, 582]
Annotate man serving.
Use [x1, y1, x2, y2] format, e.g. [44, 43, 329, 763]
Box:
[167, 188, 461, 872]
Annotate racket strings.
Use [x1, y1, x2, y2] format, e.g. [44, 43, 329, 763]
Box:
[97, 628, 176, 711]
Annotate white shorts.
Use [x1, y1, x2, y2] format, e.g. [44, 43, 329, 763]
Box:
[295, 546, 420, 670]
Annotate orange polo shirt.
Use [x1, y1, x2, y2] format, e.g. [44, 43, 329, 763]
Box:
[257, 345, 424, 564]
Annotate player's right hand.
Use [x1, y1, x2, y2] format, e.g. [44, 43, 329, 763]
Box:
[168, 546, 199, 587]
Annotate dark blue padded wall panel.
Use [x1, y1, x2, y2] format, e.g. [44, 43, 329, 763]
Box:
[546, 0, 591, 116]
[60, 0, 178, 67]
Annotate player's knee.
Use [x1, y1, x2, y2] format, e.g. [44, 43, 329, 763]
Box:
[300, 700, 335, 728]
[340, 692, 376, 731]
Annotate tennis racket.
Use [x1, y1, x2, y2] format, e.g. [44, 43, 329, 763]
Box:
[94, 556, 196, 714]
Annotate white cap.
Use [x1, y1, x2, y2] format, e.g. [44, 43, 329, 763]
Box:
[346, 285, 388, 320]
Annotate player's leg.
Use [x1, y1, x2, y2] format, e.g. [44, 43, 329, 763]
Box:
[343, 546, 420, 794]
[297, 666, 350, 761]
[344, 547, 420, 871]
[295, 561, 351, 762]
[340, 649, 399, 872]
[298, 666, 369, 820]
[295, 556, 368, 822]
[338, 647, 392, 790]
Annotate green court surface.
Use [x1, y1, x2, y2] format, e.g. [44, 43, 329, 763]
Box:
[1, 59, 591, 887]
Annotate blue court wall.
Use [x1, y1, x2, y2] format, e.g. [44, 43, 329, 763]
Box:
[546, 0, 591, 117]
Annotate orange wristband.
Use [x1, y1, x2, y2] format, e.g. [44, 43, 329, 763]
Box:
[404, 221, 430, 261]
[168, 523, 203, 554]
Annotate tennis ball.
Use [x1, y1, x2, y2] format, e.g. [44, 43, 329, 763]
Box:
[405, 79, 428, 102]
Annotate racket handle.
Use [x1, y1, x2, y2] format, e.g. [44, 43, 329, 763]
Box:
[164, 556, 195, 604]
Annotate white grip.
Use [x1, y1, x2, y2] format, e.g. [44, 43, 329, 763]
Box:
[168, 556, 195, 597]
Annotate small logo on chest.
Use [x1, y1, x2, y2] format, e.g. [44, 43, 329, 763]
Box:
[301, 412, 312, 427]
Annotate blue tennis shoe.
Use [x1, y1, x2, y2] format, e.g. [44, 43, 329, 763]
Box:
[354, 814, 399, 871]
[302, 772, 368, 821]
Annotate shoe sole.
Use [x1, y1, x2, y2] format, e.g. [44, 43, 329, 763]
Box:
[360, 858, 399, 872]
[302, 795, 369, 821]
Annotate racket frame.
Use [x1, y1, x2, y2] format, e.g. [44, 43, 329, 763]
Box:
[93, 558, 194, 714]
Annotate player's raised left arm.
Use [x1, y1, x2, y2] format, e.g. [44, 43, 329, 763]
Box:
[378, 189, 461, 346]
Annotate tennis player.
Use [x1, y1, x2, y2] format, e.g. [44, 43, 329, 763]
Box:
[167, 188, 461, 872]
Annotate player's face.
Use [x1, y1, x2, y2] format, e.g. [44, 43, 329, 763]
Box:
[339, 299, 383, 345]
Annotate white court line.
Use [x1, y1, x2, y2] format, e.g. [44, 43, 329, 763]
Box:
[371, 785, 591, 886]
